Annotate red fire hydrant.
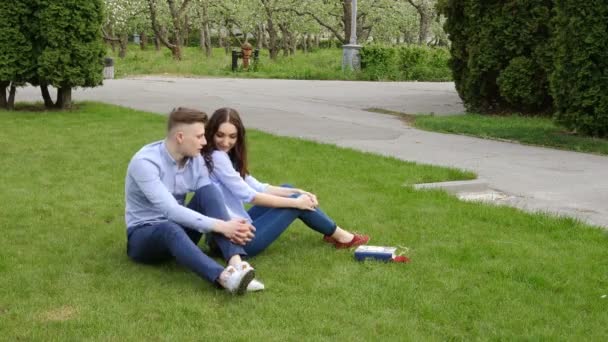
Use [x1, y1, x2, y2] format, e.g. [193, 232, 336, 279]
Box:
[241, 42, 253, 70]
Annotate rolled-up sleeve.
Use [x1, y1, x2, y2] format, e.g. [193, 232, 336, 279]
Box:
[129, 158, 220, 232]
[244, 175, 268, 193]
[212, 152, 258, 203]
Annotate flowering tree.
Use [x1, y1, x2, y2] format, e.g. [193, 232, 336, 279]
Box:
[148, 0, 193, 60]
[104, 0, 150, 57]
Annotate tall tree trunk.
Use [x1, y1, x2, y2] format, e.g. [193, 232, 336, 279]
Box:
[40, 82, 54, 108]
[418, 11, 431, 45]
[140, 31, 148, 50]
[183, 14, 189, 47]
[171, 45, 182, 60]
[148, 0, 190, 60]
[0, 82, 7, 109]
[7, 84, 16, 110]
[109, 27, 117, 52]
[267, 21, 278, 60]
[407, 0, 434, 45]
[199, 3, 212, 57]
[154, 35, 161, 51]
[119, 34, 128, 58]
[223, 24, 231, 55]
[55, 87, 72, 109]
[258, 24, 266, 49]
[204, 22, 211, 56]
[290, 33, 298, 55]
[279, 23, 289, 57]
[303, 33, 308, 53]
[342, 0, 352, 45]
[218, 26, 224, 51]
[198, 24, 205, 51]
[262, 1, 279, 60]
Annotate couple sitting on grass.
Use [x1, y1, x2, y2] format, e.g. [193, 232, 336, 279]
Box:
[125, 107, 369, 295]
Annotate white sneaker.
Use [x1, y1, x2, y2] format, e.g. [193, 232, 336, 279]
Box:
[247, 279, 265, 292]
[236, 262, 265, 292]
[219, 265, 255, 295]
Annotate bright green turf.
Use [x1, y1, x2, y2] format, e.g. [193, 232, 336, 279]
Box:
[1, 103, 606, 340]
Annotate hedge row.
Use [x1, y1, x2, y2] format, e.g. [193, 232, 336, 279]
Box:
[359, 45, 452, 81]
[440, 0, 608, 137]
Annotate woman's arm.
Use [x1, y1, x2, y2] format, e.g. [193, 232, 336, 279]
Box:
[251, 192, 316, 211]
[264, 185, 318, 206]
[212, 152, 316, 210]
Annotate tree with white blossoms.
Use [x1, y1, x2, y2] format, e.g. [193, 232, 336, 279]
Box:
[148, 0, 193, 60]
[367, 1, 416, 44]
[209, 0, 261, 53]
[103, 0, 150, 57]
[404, 0, 437, 45]
[287, 0, 396, 45]
[191, 0, 213, 56]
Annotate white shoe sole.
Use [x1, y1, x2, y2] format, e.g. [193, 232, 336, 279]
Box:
[234, 269, 255, 295]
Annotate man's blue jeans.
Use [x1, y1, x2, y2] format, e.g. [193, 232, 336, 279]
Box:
[244, 185, 337, 256]
[127, 184, 246, 283]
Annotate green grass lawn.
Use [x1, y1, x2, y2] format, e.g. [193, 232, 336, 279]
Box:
[368, 108, 608, 155]
[1, 103, 607, 340]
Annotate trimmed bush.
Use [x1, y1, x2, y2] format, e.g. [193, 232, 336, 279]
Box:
[550, 0, 608, 137]
[36, 0, 105, 108]
[440, 0, 553, 113]
[359, 45, 451, 81]
[497, 56, 551, 110]
[0, 1, 35, 108]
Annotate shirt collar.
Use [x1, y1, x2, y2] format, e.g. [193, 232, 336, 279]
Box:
[160, 140, 191, 167]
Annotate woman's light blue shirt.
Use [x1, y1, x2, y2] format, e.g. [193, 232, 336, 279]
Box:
[209, 150, 268, 222]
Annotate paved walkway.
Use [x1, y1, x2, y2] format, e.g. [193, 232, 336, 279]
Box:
[18, 77, 608, 228]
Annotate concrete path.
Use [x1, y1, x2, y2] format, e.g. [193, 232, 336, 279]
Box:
[17, 77, 608, 228]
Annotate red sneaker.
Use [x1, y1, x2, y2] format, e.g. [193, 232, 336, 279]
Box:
[333, 234, 370, 249]
[323, 235, 336, 244]
[392, 255, 410, 263]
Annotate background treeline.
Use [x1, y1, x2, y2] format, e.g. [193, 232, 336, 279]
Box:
[440, 0, 608, 137]
[103, 0, 446, 60]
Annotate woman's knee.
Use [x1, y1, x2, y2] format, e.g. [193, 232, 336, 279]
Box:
[278, 184, 300, 198]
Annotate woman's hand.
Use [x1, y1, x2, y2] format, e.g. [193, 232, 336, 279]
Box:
[293, 194, 316, 211]
[295, 188, 318, 206]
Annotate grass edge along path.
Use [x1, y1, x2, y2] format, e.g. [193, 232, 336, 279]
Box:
[108, 45, 452, 82]
[1, 102, 607, 340]
[366, 107, 608, 156]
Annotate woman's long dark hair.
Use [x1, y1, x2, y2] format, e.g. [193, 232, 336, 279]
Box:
[202, 107, 249, 178]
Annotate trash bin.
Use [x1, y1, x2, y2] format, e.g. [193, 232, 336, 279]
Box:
[103, 57, 114, 79]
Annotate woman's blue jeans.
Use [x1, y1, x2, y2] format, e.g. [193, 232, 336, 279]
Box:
[127, 184, 246, 284]
[244, 185, 337, 256]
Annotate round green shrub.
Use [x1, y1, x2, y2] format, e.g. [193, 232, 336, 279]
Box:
[497, 56, 549, 110]
[550, 0, 608, 137]
[440, 0, 553, 113]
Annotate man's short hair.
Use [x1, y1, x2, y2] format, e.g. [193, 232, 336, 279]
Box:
[167, 107, 208, 132]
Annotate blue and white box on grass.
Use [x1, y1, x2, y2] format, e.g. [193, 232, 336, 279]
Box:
[354, 245, 397, 262]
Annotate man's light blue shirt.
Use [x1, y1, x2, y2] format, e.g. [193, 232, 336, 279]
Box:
[125, 140, 220, 232]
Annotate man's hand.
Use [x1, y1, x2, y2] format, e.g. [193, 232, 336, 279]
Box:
[214, 219, 256, 245]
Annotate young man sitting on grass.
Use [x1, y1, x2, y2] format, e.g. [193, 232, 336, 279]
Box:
[124, 107, 258, 295]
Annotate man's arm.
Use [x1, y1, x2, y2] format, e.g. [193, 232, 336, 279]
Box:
[129, 158, 221, 233]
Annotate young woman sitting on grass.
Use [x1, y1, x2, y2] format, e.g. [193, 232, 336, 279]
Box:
[201, 107, 370, 259]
